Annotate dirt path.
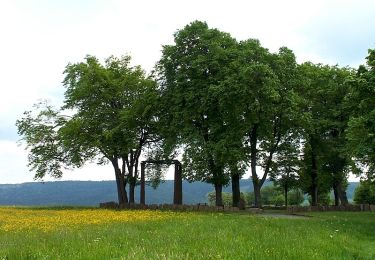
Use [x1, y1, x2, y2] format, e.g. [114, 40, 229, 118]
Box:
[260, 213, 311, 219]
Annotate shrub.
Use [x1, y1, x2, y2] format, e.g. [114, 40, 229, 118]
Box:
[272, 194, 285, 206]
[260, 186, 280, 205]
[208, 186, 304, 207]
[207, 192, 248, 206]
[308, 193, 331, 206]
[354, 181, 375, 204]
[245, 192, 255, 206]
[288, 189, 304, 206]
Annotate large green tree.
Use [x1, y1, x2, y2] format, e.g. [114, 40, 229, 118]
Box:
[346, 49, 375, 180]
[229, 41, 302, 207]
[269, 138, 301, 208]
[298, 63, 352, 206]
[17, 55, 157, 205]
[157, 21, 239, 206]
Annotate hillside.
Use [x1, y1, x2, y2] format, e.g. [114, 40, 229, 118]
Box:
[0, 180, 358, 206]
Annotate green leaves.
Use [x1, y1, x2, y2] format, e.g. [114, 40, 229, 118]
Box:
[16, 20, 375, 202]
[158, 21, 239, 185]
[17, 54, 158, 185]
[16, 101, 69, 179]
[346, 49, 375, 179]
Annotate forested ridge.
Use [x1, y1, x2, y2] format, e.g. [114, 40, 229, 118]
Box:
[0, 180, 359, 206]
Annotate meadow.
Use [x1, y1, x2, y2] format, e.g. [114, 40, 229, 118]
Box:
[0, 207, 374, 259]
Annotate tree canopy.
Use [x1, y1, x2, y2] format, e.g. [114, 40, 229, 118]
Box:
[17, 55, 158, 205]
[346, 49, 375, 181]
[17, 21, 375, 207]
[157, 21, 240, 206]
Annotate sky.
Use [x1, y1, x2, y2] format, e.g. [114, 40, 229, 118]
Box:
[0, 0, 374, 184]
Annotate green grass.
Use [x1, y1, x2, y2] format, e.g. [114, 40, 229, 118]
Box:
[0, 208, 374, 259]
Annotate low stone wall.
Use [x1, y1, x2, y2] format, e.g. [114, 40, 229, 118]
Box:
[99, 202, 263, 213]
[287, 204, 375, 213]
[99, 201, 118, 209]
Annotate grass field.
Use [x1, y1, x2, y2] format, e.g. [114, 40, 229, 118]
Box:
[0, 207, 374, 259]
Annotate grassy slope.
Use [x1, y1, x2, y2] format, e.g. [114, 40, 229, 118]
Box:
[0, 209, 374, 259]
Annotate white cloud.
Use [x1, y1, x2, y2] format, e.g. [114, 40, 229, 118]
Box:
[0, 141, 33, 183]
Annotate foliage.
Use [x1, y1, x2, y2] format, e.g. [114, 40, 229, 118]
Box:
[207, 188, 304, 207]
[298, 63, 353, 206]
[157, 21, 240, 205]
[229, 41, 303, 207]
[15, 19, 375, 211]
[17, 55, 157, 204]
[258, 186, 281, 205]
[308, 192, 332, 206]
[271, 195, 284, 206]
[206, 192, 247, 207]
[288, 189, 305, 206]
[346, 49, 375, 180]
[354, 180, 375, 204]
[207, 184, 306, 207]
[270, 137, 301, 206]
[244, 186, 304, 206]
[16, 101, 72, 179]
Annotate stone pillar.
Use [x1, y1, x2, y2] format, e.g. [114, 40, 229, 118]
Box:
[173, 162, 183, 205]
[140, 162, 145, 205]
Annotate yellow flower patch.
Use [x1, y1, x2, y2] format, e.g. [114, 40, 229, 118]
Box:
[0, 208, 191, 232]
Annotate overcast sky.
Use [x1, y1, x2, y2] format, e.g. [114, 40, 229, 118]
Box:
[0, 0, 374, 183]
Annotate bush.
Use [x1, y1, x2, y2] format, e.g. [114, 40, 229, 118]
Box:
[245, 185, 288, 206]
[260, 186, 280, 205]
[207, 192, 248, 206]
[207, 192, 231, 206]
[288, 189, 304, 206]
[207, 186, 304, 207]
[272, 194, 285, 206]
[245, 192, 255, 206]
[308, 193, 331, 206]
[354, 181, 375, 204]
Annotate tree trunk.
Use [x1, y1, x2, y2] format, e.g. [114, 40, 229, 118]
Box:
[126, 149, 141, 204]
[337, 182, 348, 206]
[250, 124, 262, 207]
[214, 183, 223, 207]
[231, 174, 240, 207]
[207, 154, 224, 207]
[173, 162, 183, 205]
[120, 158, 128, 204]
[115, 174, 124, 204]
[284, 185, 288, 209]
[333, 183, 340, 206]
[134, 157, 140, 203]
[112, 160, 128, 205]
[311, 184, 318, 206]
[129, 182, 135, 203]
[140, 162, 145, 204]
[127, 161, 135, 203]
[253, 182, 261, 208]
[310, 145, 318, 206]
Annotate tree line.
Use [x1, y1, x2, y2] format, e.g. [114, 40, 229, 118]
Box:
[207, 186, 305, 207]
[16, 21, 375, 207]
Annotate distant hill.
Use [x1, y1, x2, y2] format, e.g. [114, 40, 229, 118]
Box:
[346, 182, 358, 202]
[0, 180, 358, 206]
